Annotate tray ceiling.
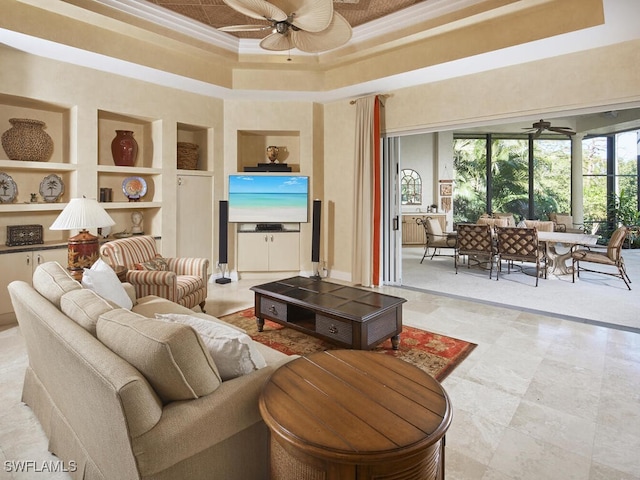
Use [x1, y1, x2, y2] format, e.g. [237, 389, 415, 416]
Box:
[143, 0, 426, 39]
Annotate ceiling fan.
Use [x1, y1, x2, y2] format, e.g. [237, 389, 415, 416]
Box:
[523, 119, 576, 137]
[219, 0, 352, 53]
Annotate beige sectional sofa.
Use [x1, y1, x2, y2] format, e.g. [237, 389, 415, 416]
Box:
[7, 261, 293, 480]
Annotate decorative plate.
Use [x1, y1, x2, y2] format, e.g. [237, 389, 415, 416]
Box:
[122, 176, 147, 201]
[0, 172, 18, 203]
[39, 174, 64, 203]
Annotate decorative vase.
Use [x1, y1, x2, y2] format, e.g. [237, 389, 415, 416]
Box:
[1, 118, 54, 161]
[111, 130, 138, 167]
[266, 145, 279, 163]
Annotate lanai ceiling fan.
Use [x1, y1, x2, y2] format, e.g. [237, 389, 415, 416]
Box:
[523, 119, 576, 137]
[219, 0, 352, 53]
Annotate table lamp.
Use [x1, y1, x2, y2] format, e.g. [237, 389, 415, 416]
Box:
[50, 197, 116, 279]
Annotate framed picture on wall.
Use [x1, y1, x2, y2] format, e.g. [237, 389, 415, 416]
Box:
[441, 196, 452, 212]
[439, 182, 452, 196]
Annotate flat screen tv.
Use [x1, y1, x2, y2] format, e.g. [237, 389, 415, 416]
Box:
[228, 174, 309, 223]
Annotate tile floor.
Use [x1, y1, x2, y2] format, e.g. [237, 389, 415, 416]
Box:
[1, 277, 639, 480]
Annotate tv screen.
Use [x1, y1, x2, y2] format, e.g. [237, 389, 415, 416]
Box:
[228, 174, 309, 223]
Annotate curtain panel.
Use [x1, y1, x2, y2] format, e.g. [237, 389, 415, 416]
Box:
[352, 95, 382, 287]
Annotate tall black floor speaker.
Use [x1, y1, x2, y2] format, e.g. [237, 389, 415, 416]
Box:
[311, 199, 321, 279]
[216, 200, 231, 284]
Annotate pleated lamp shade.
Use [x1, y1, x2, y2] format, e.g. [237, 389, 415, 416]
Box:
[50, 198, 115, 231]
[50, 198, 116, 279]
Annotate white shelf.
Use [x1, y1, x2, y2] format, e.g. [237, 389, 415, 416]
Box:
[0, 160, 76, 171]
[177, 169, 214, 177]
[97, 165, 162, 175]
[101, 202, 162, 210]
[0, 202, 66, 213]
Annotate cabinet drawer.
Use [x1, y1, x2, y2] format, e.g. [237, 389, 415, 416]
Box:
[260, 297, 287, 322]
[316, 315, 352, 344]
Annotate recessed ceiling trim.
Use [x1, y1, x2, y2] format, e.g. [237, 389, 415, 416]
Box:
[90, 0, 240, 51]
[351, 0, 491, 43]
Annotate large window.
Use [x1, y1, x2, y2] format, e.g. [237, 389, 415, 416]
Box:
[453, 135, 571, 223]
[454, 129, 640, 236]
[583, 130, 640, 235]
[452, 138, 487, 223]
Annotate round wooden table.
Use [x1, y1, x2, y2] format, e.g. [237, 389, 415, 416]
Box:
[259, 350, 452, 480]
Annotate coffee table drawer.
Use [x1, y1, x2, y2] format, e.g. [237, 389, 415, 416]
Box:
[317, 315, 352, 344]
[260, 297, 287, 322]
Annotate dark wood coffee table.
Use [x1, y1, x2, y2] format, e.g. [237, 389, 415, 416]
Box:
[251, 276, 406, 350]
[260, 350, 452, 480]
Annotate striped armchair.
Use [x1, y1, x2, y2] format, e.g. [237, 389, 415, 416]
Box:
[100, 235, 209, 312]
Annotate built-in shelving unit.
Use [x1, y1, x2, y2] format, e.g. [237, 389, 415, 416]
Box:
[0, 94, 74, 245]
[237, 130, 300, 172]
[233, 129, 304, 273]
[0, 89, 221, 322]
[96, 110, 163, 237]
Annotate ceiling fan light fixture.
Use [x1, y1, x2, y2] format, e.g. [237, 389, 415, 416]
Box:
[221, 0, 352, 54]
[275, 21, 289, 34]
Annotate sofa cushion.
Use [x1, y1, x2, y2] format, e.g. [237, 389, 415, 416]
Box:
[32, 261, 82, 308]
[97, 309, 221, 403]
[156, 313, 267, 381]
[61, 289, 115, 336]
[82, 259, 133, 309]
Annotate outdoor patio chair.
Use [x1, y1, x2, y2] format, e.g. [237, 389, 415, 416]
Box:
[492, 212, 517, 227]
[455, 223, 495, 278]
[524, 220, 555, 232]
[495, 226, 547, 286]
[477, 216, 509, 233]
[549, 213, 584, 233]
[571, 225, 631, 290]
[416, 217, 457, 263]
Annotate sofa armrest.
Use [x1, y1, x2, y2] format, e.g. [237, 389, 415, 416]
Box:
[165, 257, 209, 277]
[126, 270, 177, 287]
[125, 271, 178, 302]
[132, 357, 293, 476]
[122, 282, 137, 305]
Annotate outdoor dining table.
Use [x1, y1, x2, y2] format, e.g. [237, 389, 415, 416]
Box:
[537, 231, 600, 275]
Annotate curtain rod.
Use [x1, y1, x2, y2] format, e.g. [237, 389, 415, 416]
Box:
[349, 94, 390, 105]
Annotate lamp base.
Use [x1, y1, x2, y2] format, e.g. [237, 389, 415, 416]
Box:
[67, 230, 100, 279]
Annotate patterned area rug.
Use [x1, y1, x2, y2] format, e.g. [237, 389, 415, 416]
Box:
[220, 308, 477, 381]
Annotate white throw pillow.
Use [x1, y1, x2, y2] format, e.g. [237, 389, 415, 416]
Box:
[82, 259, 133, 309]
[155, 313, 267, 381]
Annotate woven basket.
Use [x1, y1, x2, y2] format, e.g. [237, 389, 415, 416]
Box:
[177, 142, 199, 170]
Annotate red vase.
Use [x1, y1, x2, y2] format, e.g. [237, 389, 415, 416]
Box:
[111, 130, 138, 167]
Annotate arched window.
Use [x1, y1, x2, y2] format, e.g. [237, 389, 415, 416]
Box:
[401, 169, 422, 205]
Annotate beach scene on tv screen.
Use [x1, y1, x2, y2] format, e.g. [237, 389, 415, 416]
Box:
[229, 175, 309, 223]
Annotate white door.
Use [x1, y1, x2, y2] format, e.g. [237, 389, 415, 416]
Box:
[382, 137, 402, 285]
[177, 174, 213, 263]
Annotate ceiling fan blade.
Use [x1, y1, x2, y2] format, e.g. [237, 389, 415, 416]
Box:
[219, 24, 272, 32]
[272, 0, 333, 33]
[534, 129, 542, 138]
[548, 127, 576, 135]
[223, 0, 287, 22]
[290, 12, 352, 53]
[260, 32, 293, 51]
